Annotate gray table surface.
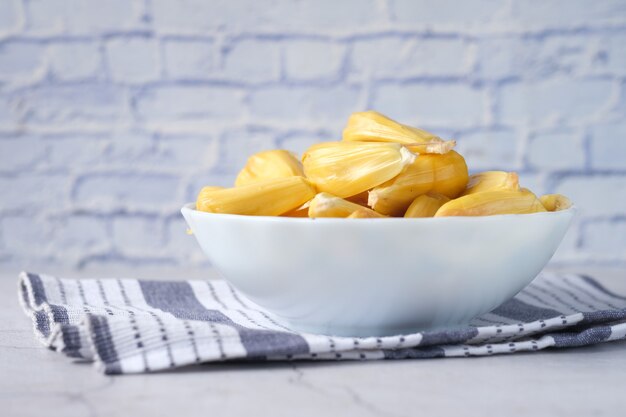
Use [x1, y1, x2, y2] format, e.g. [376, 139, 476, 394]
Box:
[1, 267, 625, 417]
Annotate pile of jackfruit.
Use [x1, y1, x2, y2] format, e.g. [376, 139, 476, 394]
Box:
[195, 111, 571, 218]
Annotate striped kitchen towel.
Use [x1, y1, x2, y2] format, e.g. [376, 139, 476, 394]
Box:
[18, 271, 626, 374]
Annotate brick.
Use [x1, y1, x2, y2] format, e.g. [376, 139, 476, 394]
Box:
[217, 128, 277, 172]
[479, 36, 602, 80]
[0, 0, 21, 32]
[554, 175, 626, 217]
[73, 173, 179, 207]
[222, 40, 280, 83]
[185, 174, 234, 202]
[103, 132, 155, 165]
[373, 83, 485, 126]
[350, 37, 468, 78]
[455, 129, 520, 171]
[13, 85, 127, 123]
[0, 174, 69, 211]
[512, 0, 626, 29]
[499, 80, 613, 124]
[48, 41, 101, 81]
[284, 40, 345, 81]
[0, 97, 12, 124]
[135, 85, 244, 121]
[278, 0, 382, 30]
[98, 133, 218, 170]
[249, 86, 360, 123]
[392, 0, 507, 26]
[113, 216, 163, 255]
[0, 41, 45, 80]
[163, 39, 214, 79]
[45, 136, 108, 168]
[277, 132, 329, 157]
[152, 0, 381, 33]
[477, 38, 525, 80]
[581, 220, 626, 257]
[517, 172, 547, 196]
[536, 36, 602, 77]
[591, 122, 626, 170]
[1, 0, 625, 270]
[105, 37, 160, 83]
[54, 215, 109, 251]
[154, 135, 219, 169]
[26, 0, 140, 33]
[152, 0, 259, 32]
[527, 132, 585, 170]
[1, 216, 50, 254]
[0, 137, 47, 172]
[597, 34, 626, 76]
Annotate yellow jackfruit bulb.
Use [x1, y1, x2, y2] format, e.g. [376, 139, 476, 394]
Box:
[347, 209, 385, 219]
[406, 140, 457, 155]
[196, 186, 225, 197]
[196, 176, 316, 216]
[195, 186, 225, 210]
[368, 155, 435, 216]
[308, 192, 385, 218]
[462, 171, 519, 196]
[435, 189, 547, 217]
[281, 202, 311, 217]
[540, 194, 573, 212]
[404, 193, 450, 218]
[343, 111, 441, 145]
[368, 151, 468, 216]
[302, 141, 416, 198]
[235, 149, 304, 187]
[429, 151, 469, 198]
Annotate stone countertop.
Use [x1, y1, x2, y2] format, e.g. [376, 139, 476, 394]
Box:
[1, 268, 625, 417]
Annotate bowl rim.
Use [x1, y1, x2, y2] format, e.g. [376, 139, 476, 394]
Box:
[181, 202, 577, 223]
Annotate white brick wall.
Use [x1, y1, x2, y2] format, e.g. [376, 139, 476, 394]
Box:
[0, 0, 625, 271]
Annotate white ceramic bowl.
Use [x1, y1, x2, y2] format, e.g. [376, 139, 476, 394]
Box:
[182, 203, 575, 337]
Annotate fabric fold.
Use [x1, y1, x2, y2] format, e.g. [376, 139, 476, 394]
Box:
[18, 271, 626, 375]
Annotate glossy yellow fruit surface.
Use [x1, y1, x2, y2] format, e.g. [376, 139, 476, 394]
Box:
[343, 111, 456, 154]
[343, 110, 440, 144]
[435, 190, 547, 217]
[368, 151, 468, 216]
[462, 171, 519, 196]
[540, 194, 573, 212]
[404, 193, 450, 218]
[302, 141, 415, 198]
[347, 209, 386, 219]
[368, 155, 435, 216]
[308, 192, 385, 218]
[193, 110, 571, 219]
[196, 176, 316, 216]
[235, 149, 304, 187]
[429, 151, 469, 198]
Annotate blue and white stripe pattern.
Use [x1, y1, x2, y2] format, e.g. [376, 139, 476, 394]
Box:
[18, 272, 626, 374]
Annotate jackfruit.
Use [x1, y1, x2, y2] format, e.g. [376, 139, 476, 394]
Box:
[368, 151, 468, 216]
[462, 171, 519, 196]
[540, 194, 573, 212]
[235, 149, 304, 187]
[404, 193, 450, 218]
[342, 111, 455, 154]
[308, 192, 385, 218]
[435, 189, 547, 217]
[196, 176, 316, 216]
[302, 141, 416, 198]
